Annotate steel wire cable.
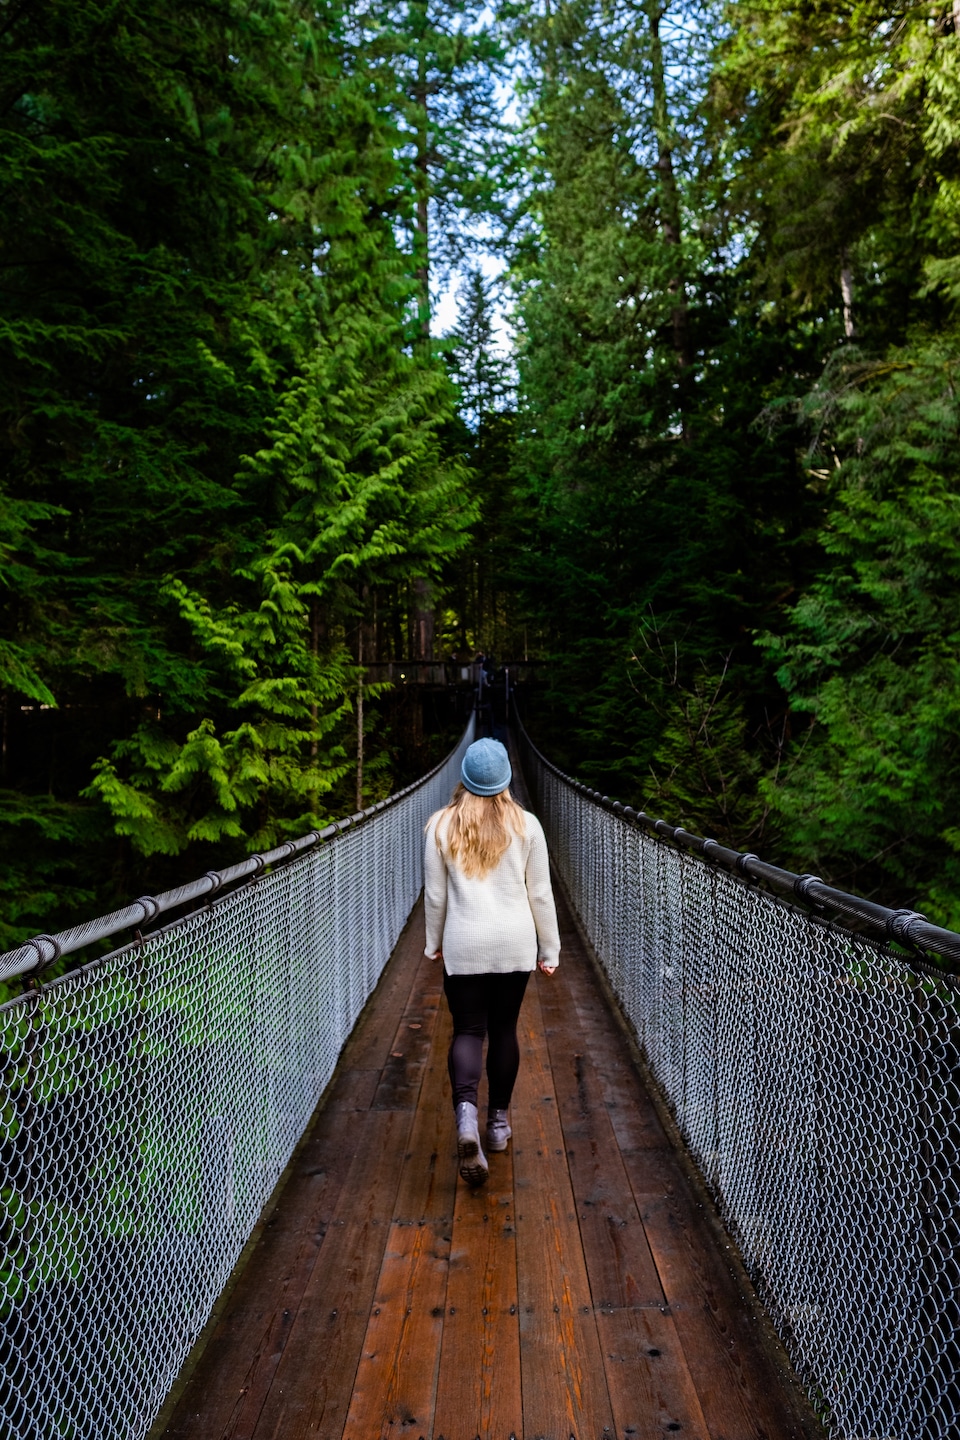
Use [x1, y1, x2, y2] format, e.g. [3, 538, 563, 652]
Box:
[517, 721, 960, 1440]
[0, 716, 474, 1440]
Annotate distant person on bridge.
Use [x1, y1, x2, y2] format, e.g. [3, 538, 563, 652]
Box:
[424, 737, 561, 1187]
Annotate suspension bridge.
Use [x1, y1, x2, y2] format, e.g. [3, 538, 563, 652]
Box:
[1, 706, 957, 1440]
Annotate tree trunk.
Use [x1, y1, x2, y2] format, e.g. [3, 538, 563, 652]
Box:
[310, 600, 321, 765]
[361, 584, 377, 667]
[646, 3, 691, 383]
[412, 576, 435, 660]
[392, 582, 404, 662]
[356, 619, 364, 811]
[414, 44, 431, 349]
[840, 254, 856, 339]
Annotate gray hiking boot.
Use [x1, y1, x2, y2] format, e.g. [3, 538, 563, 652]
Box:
[486, 1107, 512, 1153]
[455, 1101, 489, 1186]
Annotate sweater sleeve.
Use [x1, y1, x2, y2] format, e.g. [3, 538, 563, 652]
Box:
[524, 817, 561, 967]
[423, 814, 447, 958]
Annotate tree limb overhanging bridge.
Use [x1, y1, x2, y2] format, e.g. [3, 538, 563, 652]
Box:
[1, 712, 958, 1440]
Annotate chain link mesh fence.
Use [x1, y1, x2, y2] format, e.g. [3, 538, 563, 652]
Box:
[519, 724, 960, 1440]
[0, 717, 473, 1440]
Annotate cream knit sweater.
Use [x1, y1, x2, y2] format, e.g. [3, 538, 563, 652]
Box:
[423, 808, 561, 974]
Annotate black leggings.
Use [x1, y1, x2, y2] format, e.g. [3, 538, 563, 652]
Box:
[443, 970, 531, 1110]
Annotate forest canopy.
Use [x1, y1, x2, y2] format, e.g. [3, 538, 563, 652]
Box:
[3, 0, 960, 945]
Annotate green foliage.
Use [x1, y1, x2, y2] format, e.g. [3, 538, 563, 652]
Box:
[708, 0, 960, 915]
[712, 0, 947, 334]
[508, 0, 960, 933]
[506, 0, 822, 846]
[762, 339, 960, 914]
[0, 0, 476, 943]
[6, 0, 960, 949]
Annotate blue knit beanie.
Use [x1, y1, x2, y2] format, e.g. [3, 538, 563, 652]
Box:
[461, 738, 512, 797]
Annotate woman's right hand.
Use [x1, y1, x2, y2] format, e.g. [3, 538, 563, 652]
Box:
[537, 959, 557, 976]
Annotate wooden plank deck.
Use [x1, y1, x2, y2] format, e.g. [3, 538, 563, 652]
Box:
[157, 889, 817, 1440]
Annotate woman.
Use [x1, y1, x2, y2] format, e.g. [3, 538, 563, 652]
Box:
[424, 736, 560, 1187]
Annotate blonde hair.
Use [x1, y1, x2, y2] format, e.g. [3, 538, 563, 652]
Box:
[432, 782, 526, 880]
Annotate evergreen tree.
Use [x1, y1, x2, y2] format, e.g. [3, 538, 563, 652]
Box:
[0, 0, 475, 946]
[7, 0, 960, 946]
[761, 345, 960, 914]
[719, 1, 960, 910]
[506, 0, 820, 845]
[363, 0, 508, 343]
[441, 268, 524, 656]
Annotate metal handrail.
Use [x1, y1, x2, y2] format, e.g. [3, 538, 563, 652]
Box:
[0, 725, 472, 986]
[515, 702, 960, 1440]
[0, 713, 477, 1440]
[513, 707, 960, 972]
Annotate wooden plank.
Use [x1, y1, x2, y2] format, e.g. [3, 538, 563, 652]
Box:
[371, 947, 443, 1111]
[594, 1307, 711, 1440]
[550, 905, 672, 1154]
[250, 1106, 415, 1440]
[346, 906, 432, 1072]
[432, 1161, 522, 1440]
[629, 1189, 809, 1440]
[341, 984, 457, 1437]
[158, 1135, 352, 1440]
[549, 887, 805, 1440]
[161, 1107, 410, 1440]
[512, 979, 617, 1440]
[159, 911, 432, 1440]
[537, 970, 665, 1310]
[340, 1218, 451, 1440]
[241, 916, 445, 1439]
[325, 1066, 382, 1113]
[538, 951, 711, 1440]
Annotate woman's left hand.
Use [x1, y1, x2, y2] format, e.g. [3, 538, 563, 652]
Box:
[537, 959, 557, 976]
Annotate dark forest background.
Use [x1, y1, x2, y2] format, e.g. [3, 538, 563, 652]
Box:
[4, 0, 960, 950]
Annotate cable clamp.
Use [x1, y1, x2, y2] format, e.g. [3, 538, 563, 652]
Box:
[24, 934, 62, 973]
[886, 908, 927, 948]
[793, 873, 824, 905]
[735, 852, 759, 877]
[135, 895, 160, 925]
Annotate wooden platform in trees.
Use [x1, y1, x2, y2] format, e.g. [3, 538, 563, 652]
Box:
[157, 891, 815, 1440]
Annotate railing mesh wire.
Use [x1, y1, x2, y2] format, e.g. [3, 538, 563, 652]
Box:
[519, 726, 960, 1440]
[0, 717, 474, 1440]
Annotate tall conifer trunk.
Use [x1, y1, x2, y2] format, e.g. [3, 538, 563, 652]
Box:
[410, 3, 434, 646]
[413, 5, 431, 348]
[356, 621, 364, 810]
[310, 599, 322, 766]
[646, 3, 691, 386]
[412, 577, 435, 659]
[840, 252, 856, 338]
[411, 41, 435, 652]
